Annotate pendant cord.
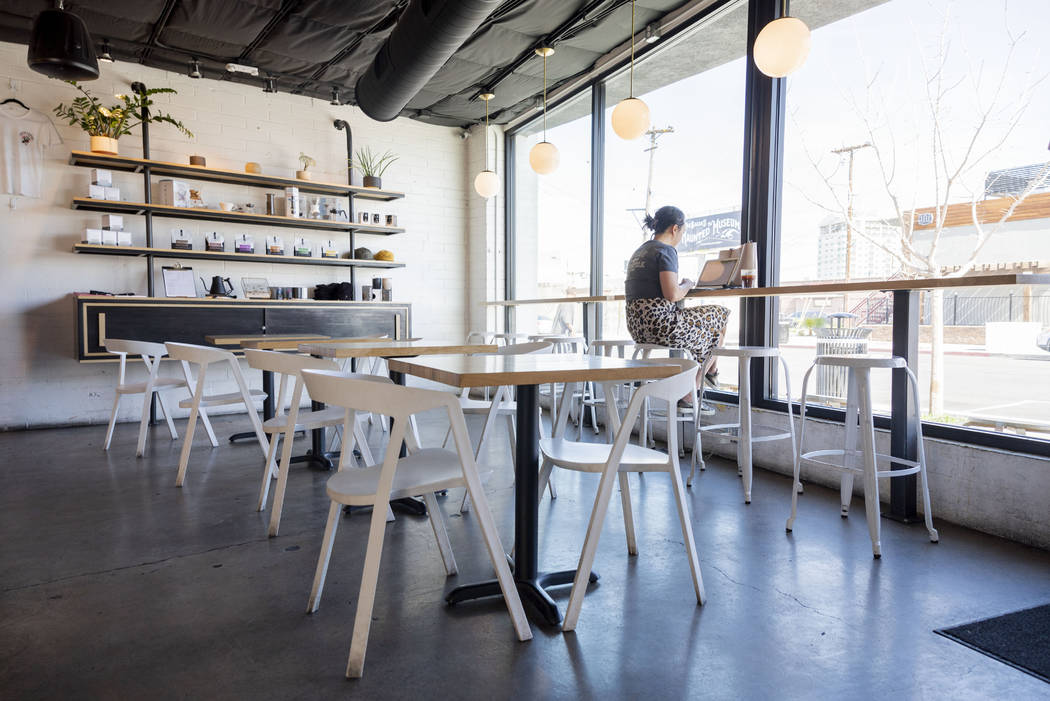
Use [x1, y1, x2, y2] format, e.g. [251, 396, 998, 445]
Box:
[484, 97, 490, 170]
[781, 0, 788, 16]
[629, 0, 635, 98]
[542, 53, 547, 140]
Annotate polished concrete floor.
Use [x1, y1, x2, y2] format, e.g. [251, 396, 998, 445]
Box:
[2, 411, 1049, 700]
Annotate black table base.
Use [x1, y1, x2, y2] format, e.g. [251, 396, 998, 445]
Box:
[445, 384, 597, 626]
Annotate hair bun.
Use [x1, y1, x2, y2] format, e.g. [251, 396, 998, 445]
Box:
[643, 213, 657, 231]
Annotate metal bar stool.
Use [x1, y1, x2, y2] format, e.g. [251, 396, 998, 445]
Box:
[697, 347, 797, 501]
[788, 354, 939, 558]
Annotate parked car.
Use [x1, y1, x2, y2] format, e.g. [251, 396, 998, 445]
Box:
[1037, 327, 1050, 352]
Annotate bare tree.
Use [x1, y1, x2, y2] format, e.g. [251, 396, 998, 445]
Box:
[792, 2, 1048, 416]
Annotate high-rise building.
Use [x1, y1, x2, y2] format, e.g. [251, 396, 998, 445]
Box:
[816, 216, 900, 280]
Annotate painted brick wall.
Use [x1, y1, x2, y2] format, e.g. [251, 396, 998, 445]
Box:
[0, 41, 469, 429]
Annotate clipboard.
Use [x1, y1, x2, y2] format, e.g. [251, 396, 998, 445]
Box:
[162, 265, 197, 298]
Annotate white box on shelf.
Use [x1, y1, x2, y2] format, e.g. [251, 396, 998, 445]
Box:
[117, 231, 132, 247]
[101, 214, 123, 231]
[88, 184, 105, 199]
[84, 228, 103, 245]
[101, 230, 118, 246]
[103, 186, 121, 201]
[154, 179, 190, 207]
[90, 168, 112, 186]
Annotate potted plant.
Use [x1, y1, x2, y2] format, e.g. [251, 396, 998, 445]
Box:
[53, 81, 192, 155]
[350, 146, 398, 189]
[296, 152, 316, 181]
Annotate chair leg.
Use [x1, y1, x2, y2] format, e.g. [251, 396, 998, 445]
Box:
[618, 472, 638, 556]
[345, 496, 394, 678]
[156, 391, 178, 440]
[538, 458, 555, 502]
[906, 367, 939, 543]
[788, 365, 814, 532]
[668, 461, 706, 605]
[257, 430, 280, 511]
[135, 391, 153, 458]
[856, 370, 882, 558]
[841, 371, 859, 516]
[103, 394, 121, 451]
[197, 405, 219, 447]
[307, 501, 342, 613]
[563, 462, 621, 632]
[267, 425, 300, 537]
[423, 492, 457, 575]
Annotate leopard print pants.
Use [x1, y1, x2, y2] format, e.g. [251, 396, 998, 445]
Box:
[627, 298, 730, 369]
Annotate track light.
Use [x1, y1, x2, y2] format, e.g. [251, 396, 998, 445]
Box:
[644, 23, 661, 44]
[263, 77, 276, 93]
[188, 58, 201, 79]
[330, 87, 340, 106]
[98, 38, 114, 63]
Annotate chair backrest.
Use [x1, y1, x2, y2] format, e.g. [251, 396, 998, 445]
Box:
[302, 370, 456, 422]
[611, 358, 698, 464]
[244, 349, 340, 376]
[588, 339, 634, 358]
[165, 342, 235, 366]
[105, 339, 168, 358]
[535, 335, 586, 354]
[496, 341, 553, 355]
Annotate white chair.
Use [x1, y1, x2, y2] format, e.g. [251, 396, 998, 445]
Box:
[632, 343, 699, 454]
[300, 369, 532, 678]
[696, 346, 797, 501]
[102, 339, 190, 457]
[575, 339, 635, 439]
[452, 340, 554, 512]
[788, 354, 938, 558]
[165, 343, 269, 488]
[244, 349, 386, 536]
[538, 359, 706, 632]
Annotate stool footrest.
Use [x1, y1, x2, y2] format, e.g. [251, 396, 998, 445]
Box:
[801, 448, 921, 475]
[701, 423, 792, 443]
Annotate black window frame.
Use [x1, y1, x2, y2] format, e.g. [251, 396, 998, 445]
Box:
[503, 0, 1050, 459]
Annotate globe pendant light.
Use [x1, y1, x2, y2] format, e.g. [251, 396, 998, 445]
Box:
[474, 92, 500, 198]
[753, 0, 811, 78]
[611, 0, 651, 141]
[27, 0, 99, 81]
[529, 46, 560, 175]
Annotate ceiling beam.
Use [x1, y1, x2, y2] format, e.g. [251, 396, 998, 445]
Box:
[139, 0, 180, 63]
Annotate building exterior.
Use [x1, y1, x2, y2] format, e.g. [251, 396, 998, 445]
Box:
[816, 216, 900, 280]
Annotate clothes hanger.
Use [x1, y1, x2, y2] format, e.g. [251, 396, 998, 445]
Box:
[1, 97, 29, 110]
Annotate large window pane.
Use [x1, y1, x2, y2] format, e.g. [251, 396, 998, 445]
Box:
[601, 1, 748, 387]
[776, 0, 1050, 439]
[511, 89, 592, 336]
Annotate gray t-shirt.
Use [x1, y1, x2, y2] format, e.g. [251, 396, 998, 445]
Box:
[625, 240, 678, 301]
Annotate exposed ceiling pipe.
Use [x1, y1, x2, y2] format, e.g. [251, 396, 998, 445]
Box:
[355, 0, 501, 122]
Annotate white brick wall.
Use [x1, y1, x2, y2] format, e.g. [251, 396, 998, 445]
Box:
[0, 41, 470, 428]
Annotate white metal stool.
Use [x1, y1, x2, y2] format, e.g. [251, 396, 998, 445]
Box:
[697, 347, 797, 502]
[577, 339, 635, 438]
[787, 354, 939, 558]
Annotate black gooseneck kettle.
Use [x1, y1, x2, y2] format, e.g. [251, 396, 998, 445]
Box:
[202, 276, 234, 297]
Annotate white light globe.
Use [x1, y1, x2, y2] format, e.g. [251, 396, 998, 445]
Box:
[474, 169, 500, 198]
[529, 140, 560, 174]
[611, 97, 650, 140]
[753, 16, 811, 78]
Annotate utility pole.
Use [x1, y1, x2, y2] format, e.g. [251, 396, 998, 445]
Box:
[643, 125, 674, 234]
[831, 142, 871, 282]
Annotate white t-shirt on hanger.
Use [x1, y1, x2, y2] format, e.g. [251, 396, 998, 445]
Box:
[0, 103, 62, 198]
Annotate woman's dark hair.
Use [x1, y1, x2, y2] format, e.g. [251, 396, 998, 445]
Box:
[643, 205, 685, 234]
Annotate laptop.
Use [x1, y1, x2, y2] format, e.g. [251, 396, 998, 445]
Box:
[694, 255, 741, 289]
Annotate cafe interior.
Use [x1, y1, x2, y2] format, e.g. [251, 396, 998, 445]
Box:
[2, 0, 1049, 697]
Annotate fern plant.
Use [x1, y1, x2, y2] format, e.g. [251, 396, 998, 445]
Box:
[53, 81, 192, 139]
[350, 147, 398, 177]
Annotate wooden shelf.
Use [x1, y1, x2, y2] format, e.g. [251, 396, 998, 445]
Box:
[68, 150, 405, 201]
[71, 198, 406, 234]
[73, 243, 404, 268]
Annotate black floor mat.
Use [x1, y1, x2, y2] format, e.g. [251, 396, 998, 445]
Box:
[935, 604, 1050, 683]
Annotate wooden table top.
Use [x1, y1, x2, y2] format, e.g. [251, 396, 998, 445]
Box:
[299, 340, 498, 359]
[388, 353, 681, 388]
[485, 272, 1050, 306]
[205, 333, 329, 347]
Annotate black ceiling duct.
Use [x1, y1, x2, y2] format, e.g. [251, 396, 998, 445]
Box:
[27, 2, 99, 81]
[355, 0, 500, 122]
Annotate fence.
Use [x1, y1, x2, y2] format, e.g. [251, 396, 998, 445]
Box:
[852, 293, 1050, 327]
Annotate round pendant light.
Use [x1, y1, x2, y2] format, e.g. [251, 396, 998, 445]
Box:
[753, 0, 811, 78]
[474, 92, 500, 198]
[611, 0, 651, 140]
[529, 46, 560, 175]
[27, 1, 99, 81]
